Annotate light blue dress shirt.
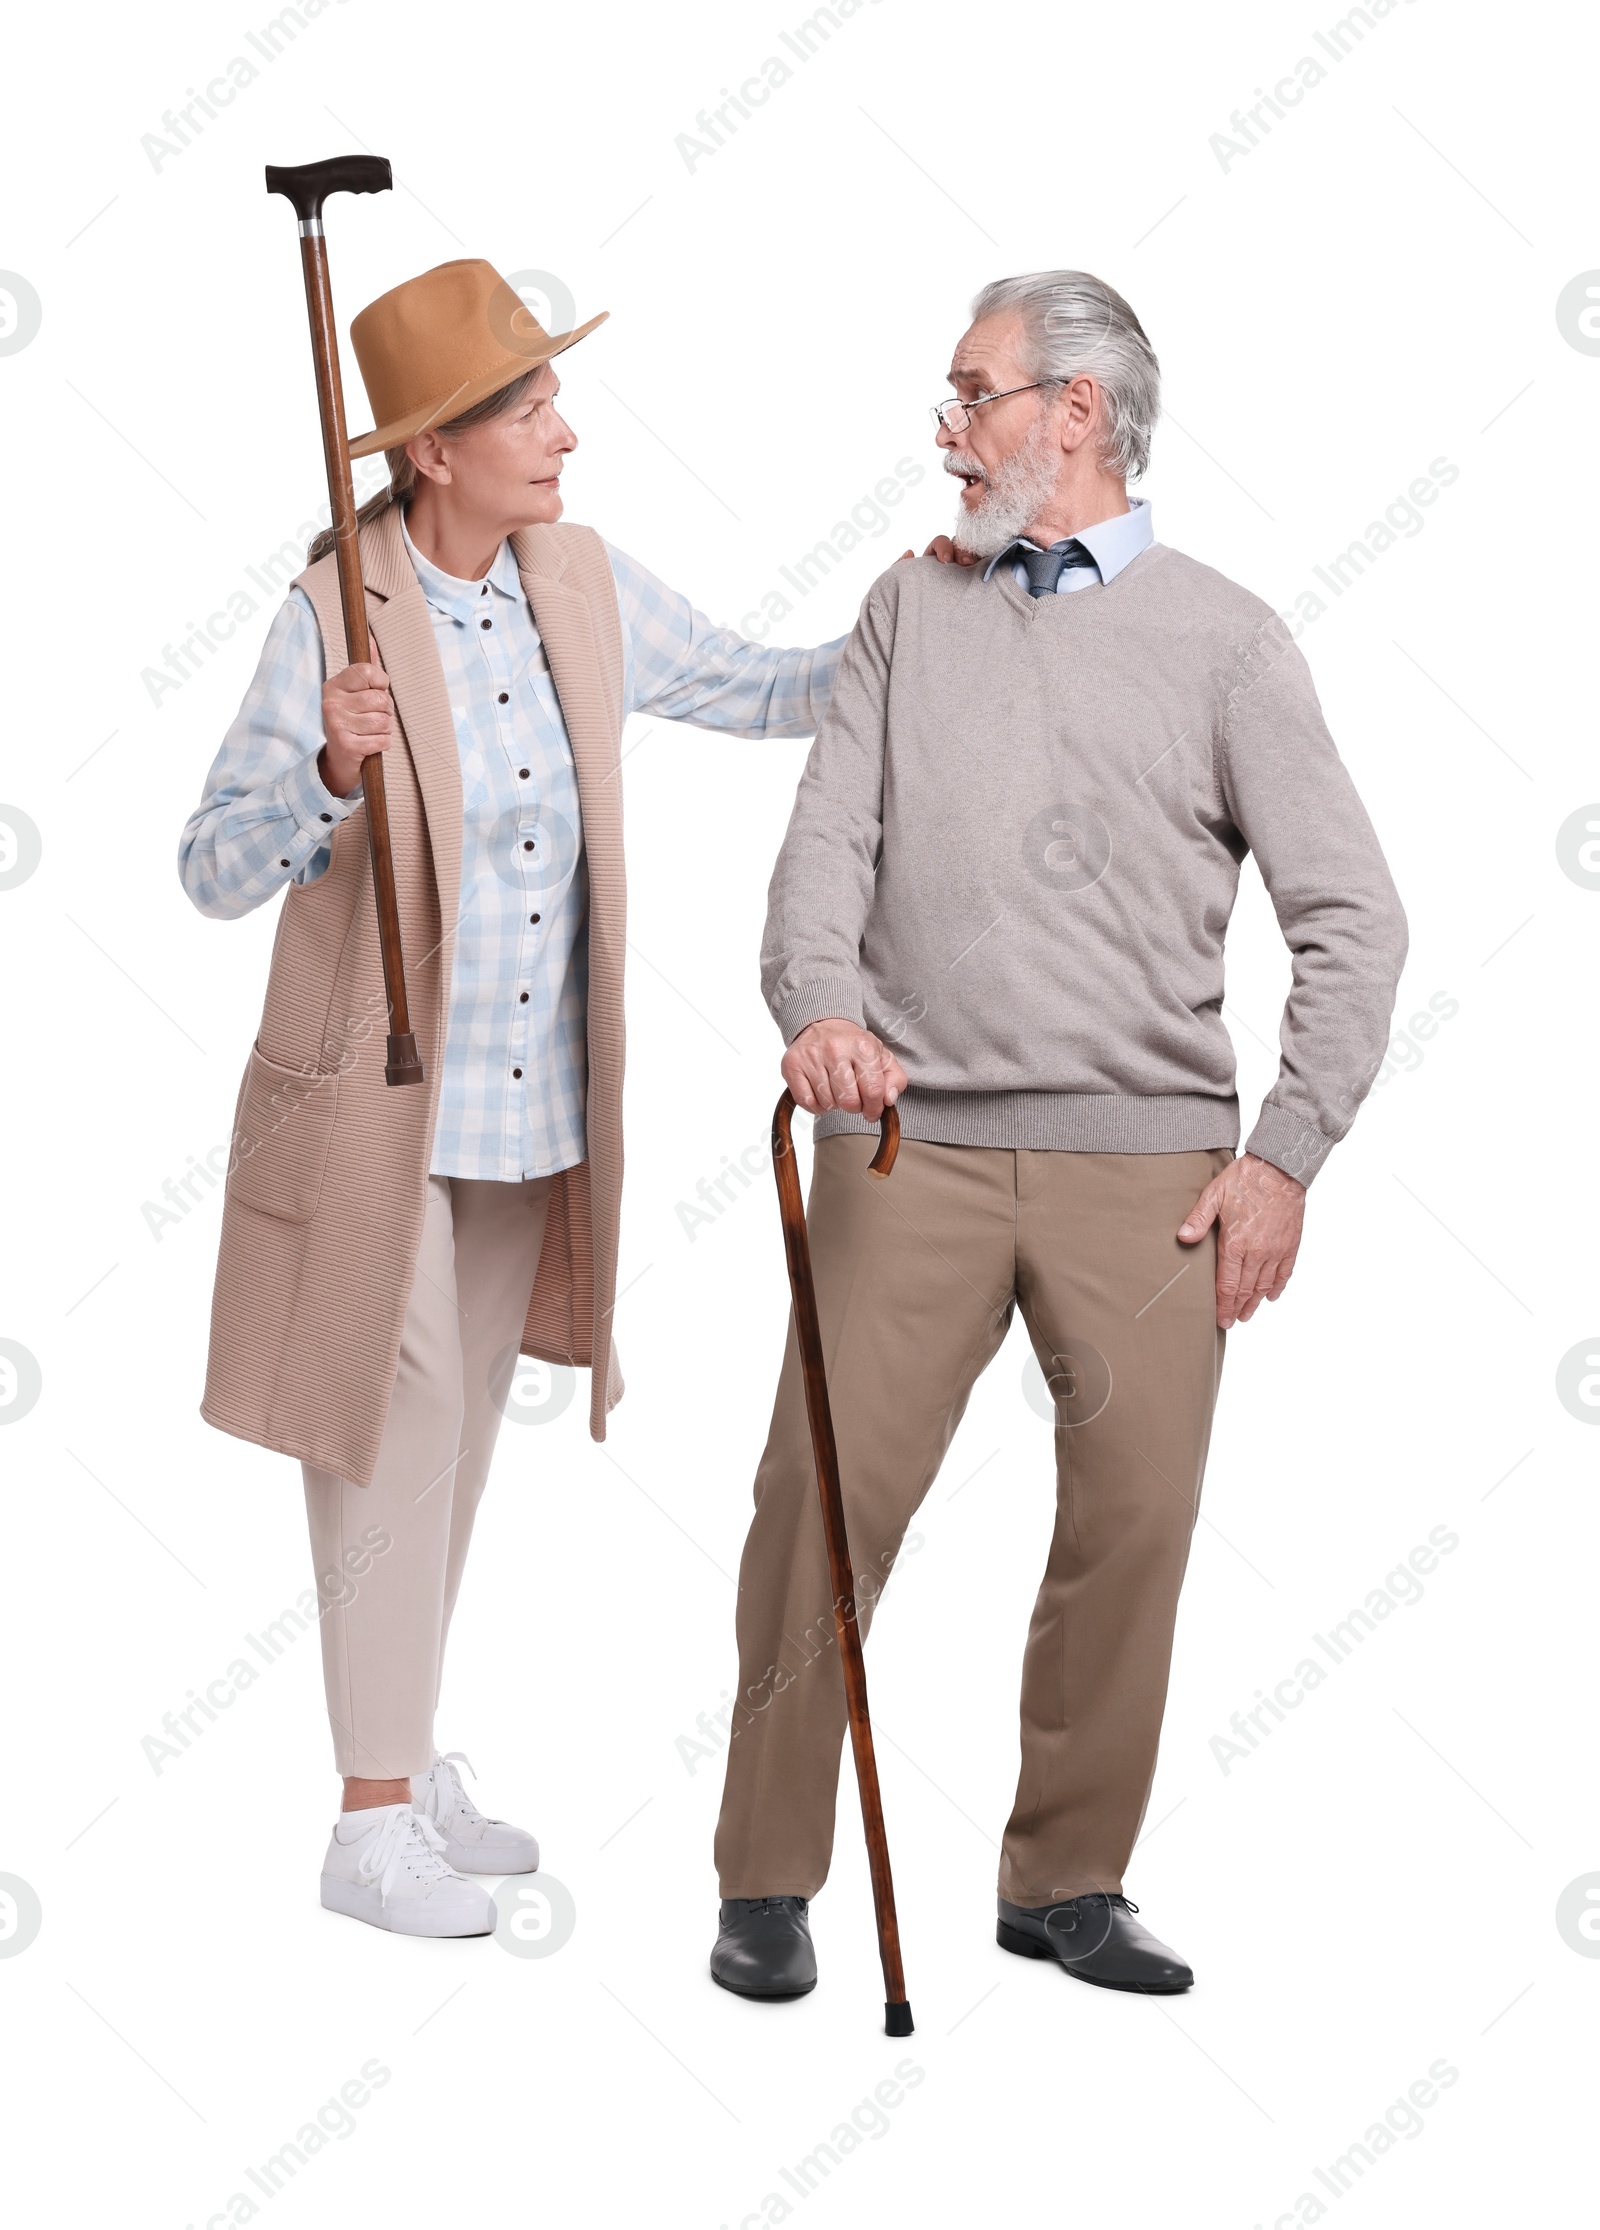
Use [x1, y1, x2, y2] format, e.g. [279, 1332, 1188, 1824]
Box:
[180, 525, 843, 1181]
[984, 494, 1154, 592]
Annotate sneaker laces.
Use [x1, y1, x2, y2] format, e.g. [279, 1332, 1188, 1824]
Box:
[356, 1807, 456, 1899]
[428, 1751, 499, 1829]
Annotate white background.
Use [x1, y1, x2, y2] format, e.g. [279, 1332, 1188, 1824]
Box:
[0, 0, 1594, 2223]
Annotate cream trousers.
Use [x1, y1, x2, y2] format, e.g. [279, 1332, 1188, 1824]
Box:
[302, 1173, 551, 1778]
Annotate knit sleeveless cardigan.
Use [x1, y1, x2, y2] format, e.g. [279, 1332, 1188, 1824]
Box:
[201, 502, 627, 1484]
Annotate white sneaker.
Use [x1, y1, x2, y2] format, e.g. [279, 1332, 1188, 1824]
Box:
[411, 1752, 540, 1876]
[320, 1803, 496, 1937]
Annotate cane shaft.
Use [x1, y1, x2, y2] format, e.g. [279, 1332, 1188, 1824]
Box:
[293, 228, 422, 1088]
[772, 1092, 910, 2030]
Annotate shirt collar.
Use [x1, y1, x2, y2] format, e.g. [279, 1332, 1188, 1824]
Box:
[400, 509, 523, 622]
[982, 495, 1153, 586]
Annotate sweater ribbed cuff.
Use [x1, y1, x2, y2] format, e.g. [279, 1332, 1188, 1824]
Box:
[773, 975, 866, 1047]
[1244, 1103, 1336, 1187]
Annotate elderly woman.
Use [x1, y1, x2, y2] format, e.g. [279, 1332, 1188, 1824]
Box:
[179, 258, 857, 1937]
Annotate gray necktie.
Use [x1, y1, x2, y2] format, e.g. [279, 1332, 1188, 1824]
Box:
[1020, 540, 1097, 597]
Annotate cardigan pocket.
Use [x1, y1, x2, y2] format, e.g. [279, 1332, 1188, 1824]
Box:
[227, 1046, 340, 1223]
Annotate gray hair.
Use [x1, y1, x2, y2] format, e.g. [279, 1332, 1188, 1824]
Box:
[968, 270, 1160, 481]
[305, 367, 545, 565]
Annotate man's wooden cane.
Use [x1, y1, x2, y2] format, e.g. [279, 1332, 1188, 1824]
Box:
[265, 155, 422, 1088]
[771, 1090, 913, 2037]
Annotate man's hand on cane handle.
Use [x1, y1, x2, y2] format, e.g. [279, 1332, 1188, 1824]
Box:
[318, 663, 398, 798]
[783, 1019, 908, 1123]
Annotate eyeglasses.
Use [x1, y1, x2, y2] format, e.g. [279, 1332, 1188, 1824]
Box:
[929, 381, 1055, 434]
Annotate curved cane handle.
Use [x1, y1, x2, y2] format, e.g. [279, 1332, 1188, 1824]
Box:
[772, 1091, 900, 1179]
[868, 1102, 900, 1178]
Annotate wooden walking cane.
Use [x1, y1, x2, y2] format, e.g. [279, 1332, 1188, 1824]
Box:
[265, 155, 423, 1088]
[771, 1089, 913, 2038]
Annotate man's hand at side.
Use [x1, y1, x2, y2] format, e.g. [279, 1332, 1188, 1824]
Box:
[1178, 1152, 1306, 1329]
[783, 1019, 908, 1122]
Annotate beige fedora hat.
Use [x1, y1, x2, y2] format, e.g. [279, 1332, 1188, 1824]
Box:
[347, 259, 608, 459]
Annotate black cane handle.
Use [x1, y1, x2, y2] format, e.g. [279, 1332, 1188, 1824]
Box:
[265, 156, 392, 222]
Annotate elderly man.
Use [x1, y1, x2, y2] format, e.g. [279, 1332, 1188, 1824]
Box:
[710, 270, 1406, 1999]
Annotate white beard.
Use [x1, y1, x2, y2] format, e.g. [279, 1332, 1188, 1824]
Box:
[947, 415, 1063, 557]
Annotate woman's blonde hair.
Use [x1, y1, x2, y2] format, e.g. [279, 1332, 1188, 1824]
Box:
[306, 367, 545, 563]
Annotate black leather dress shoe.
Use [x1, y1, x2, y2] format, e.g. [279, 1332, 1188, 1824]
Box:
[997, 1893, 1193, 1993]
[710, 1897, 818, 1999]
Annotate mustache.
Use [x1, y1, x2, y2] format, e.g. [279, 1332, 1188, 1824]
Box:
[943, 452, 985, 485]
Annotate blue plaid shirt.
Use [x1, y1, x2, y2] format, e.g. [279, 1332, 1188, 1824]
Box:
[179, 526, 843, 1179]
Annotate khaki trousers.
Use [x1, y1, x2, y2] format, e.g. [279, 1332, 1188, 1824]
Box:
[303, 1173, 551, 1778]
[714, 1136, 1231, 1909]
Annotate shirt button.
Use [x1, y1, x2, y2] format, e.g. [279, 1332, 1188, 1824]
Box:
[523, 838, 536, 851]
[279, 857, 290, 867]
[498, 692, 509, 705]
[319, 811, 333, 823]
[512, 1066, 523, 1079]
[519, 991, 529, 1003]
[481, 617, 492, 630]
[480, 583, 489, 596]
[530, 912, 541, 925]
[519, 768, 530, 779]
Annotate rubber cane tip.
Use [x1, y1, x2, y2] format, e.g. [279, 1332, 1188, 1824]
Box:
[384, 1032, 425, 1087]
[884, 2001, 914, 2038]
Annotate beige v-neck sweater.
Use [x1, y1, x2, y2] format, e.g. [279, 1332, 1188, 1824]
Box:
[762, 543, 1406, 1186]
